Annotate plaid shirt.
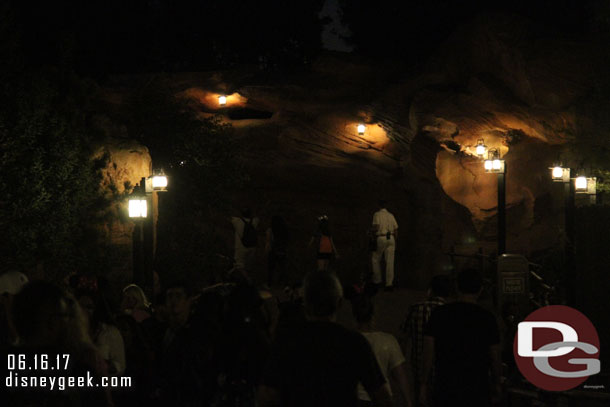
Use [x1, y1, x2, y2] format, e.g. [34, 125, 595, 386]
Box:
[400, 296, 446, 387]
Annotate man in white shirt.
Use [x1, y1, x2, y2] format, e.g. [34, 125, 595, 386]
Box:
[231, 208, 259, 271]
[371, 200, 398, 291]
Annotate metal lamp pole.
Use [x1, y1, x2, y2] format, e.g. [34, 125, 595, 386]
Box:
[498, 167, 506, 255]
[485, 148, 506, 255]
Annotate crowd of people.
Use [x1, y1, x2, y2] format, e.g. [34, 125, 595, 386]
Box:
[0, 201, 505, 407]
[0, 265, 503, 407]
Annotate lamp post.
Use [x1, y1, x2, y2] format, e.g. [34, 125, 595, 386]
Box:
[129, 184, 148, 289]
[550, 165, 574, 304]
[549, 165, 597, 305]
[484, 148, 506, 255]
[128, 170, 168, 296]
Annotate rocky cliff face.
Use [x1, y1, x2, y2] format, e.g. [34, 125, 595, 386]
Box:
[100, 15, 609, 286]
[92, 117, 152, 283]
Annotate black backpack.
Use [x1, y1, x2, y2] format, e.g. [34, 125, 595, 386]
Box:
[240, 218, 257, 248]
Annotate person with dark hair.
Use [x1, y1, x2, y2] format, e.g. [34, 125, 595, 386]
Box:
[420, 269, 502, 407]
[352, 295, 413, 407]
[399, 274, 450, 402]
[74, 279, 126, 376]
[163, 281, 194, 344]
[231, 208, 260, 271]
[156, 281, 199, 405]
[308, 216, 339, 271]
[259, 271, 392, 407]
[371, 200, 398, 291]
[266, 215, 289, 287]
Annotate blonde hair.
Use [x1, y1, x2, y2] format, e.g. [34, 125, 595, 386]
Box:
[122, 284, 151, 309]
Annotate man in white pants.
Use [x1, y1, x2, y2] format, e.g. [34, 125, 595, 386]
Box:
[371, 200, 398, 291]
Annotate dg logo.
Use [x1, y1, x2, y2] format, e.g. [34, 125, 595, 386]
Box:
[514, 305, 601, 391]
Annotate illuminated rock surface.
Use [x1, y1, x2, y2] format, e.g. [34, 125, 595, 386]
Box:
[101, 16, 609, 286]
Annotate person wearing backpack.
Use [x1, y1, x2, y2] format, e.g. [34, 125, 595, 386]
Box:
[231, 208, 259, 271]
[308, 215, 339, 271]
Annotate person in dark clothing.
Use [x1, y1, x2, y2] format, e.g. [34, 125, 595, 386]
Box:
[420, 269, 502, 407]
[400, 274, 451, 403]
[308, 216, 339, 271]
[258, 271, 392, 407]
[266, 215, 289, 287]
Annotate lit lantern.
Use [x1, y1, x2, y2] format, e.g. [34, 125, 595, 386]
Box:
[484, 148, 505, 173]
[357, 124, 366, 135]
[152, 169, 168, 191]
[575, 176, 588, 192]
[550, 166, 570, 183]
[145, 170, 169, 193]
[129, 197, 148, 218]
[152, 175, 168, 189]
[475, 139, 487, 157]
[552, 166, 563, 179]
[218, 95, 227, 106]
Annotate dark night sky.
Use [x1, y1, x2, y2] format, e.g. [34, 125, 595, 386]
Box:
[3, 0, 606, 74]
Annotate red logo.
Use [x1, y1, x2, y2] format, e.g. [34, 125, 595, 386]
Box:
[513, 305, 600, 391]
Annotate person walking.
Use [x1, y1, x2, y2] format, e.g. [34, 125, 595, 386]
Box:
[420, 269, 502, 407]
[309, 216, 339, 271]
[399, 275, 450, 403]
[352, 295, 413, 407]
[231, 208, 259, 272]
[258, 271, 392, 407]
[371, 200, 398, 291]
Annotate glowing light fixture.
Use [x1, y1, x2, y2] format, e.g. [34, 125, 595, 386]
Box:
[484, 148, 504, 173]
[552, 166, 564, 179]
[218, 95, 227, 106]
[129, 197, 148, 218]
[549, 165, 570, 183]
[152, 169, 168, 191]
[575, 176, 588, 192]
[144, 170, 169, 193]
[152, 175, 168, 189]
[475, 139, 487, 157]
[357, 124, 366, 135]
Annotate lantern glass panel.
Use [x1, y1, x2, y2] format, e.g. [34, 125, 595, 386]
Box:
[552, 167, 564, 179]
[129, 199, 147, 218]
[152, 175, 168, 189]
[575, 176, 587, 191]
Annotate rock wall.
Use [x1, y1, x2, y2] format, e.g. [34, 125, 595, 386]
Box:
[98, 14, 609, 287]
[93, 117, 152, 283]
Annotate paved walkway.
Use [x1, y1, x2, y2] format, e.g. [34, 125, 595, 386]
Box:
[336, 287, 428, 336]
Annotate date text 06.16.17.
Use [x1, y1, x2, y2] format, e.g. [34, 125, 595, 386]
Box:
[7, 354, 70, 371]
